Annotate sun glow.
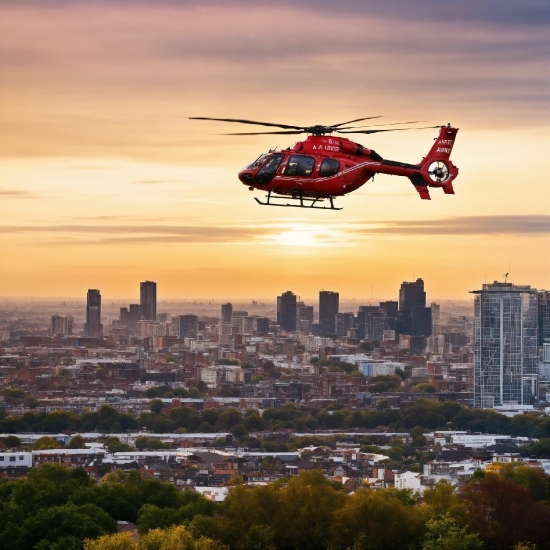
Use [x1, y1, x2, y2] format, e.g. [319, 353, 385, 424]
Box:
[265, 224, 347, 248]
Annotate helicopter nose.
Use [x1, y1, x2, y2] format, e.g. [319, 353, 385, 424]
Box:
[239, 171, 253, 184]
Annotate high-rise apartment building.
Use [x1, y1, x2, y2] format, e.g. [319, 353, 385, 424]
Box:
[277, 291, 297, 332]
[335, 312, 355, 338]
[472, 282, 539, 408]
[176, 314, 199, 339]
[120, 304, 140, 334]
[51, 315, 73, 336]
[431, 302, 441, 336]
[398, 278, 427, 335]
[538, 290, 550, 346]
[221, 303, 233, 324]
[356, 306, 382, 341]
[254, 317, 270, 335]
[319, 291, 339, 336]
[84, 289, 103, 338]
[412, 307, 432, 337]
[380, 300, 398, 331]
[296, 301, 314, 333]
[140, 281, 157, 321]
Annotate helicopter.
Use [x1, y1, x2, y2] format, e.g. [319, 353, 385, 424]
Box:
[190, 116, 459, 210]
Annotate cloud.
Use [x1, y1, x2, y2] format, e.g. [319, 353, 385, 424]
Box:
[131, 179, 185, 184]
[2, 215, 547, 247]
[351, 215, 550, 236]
[0, 189, 38, 198]
[0, 223, 272, 245]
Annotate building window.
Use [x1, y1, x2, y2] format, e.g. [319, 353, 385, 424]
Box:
[9, 457, 15, 462]
[0, 457, 4, 461]
[19, 456, 24, 460]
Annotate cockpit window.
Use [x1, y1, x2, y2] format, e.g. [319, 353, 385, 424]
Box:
[283, 155, 315, 177]
[319, 158, 340, 177]
[254, 153, 284, 185]
[246, 154, 269, 170]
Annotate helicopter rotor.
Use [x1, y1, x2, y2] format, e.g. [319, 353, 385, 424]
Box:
[189, 116, 443, 136]
[427, 160, 450, 183]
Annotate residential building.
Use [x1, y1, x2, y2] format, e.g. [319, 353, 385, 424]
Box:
[140, 281, 157, 321]
[221, 303, 233, 325]
[177, 315, 199, 339]
[120, 304, 140, 334]
[277, 291, 297, 332]
[319, 291, 339, 336]
[84, 289, 102, 338]
[538, 290, 550, 346]
[51, 315, 73, 336]
[398, 278, 426, 335]
[472, 282, 539, 408]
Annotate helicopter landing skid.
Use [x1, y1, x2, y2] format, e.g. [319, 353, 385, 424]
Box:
[254, 190, 342, 210]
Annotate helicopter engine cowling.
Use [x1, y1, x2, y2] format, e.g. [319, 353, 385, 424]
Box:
[339, 140, 382, 160]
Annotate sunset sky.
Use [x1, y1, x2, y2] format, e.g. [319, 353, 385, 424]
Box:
[1, 0, 549, 302]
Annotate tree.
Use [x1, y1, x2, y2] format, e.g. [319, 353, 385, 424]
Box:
[331, 487, 425, 550]
[230, 424, 247, 439]
[20, 503, 116, 549]
[216, 409, 242, 430]
[422, 514, 483, 550]
[33, 436, 62, 450]
[102, 437, 134, 453]
[67, 435, 87, 449]
[140, 525, 195, 550]
[84, 532, 138, 550]
[137, 504, 181, 535]
[4, 435, 21, 448]
[460, 475, 550, 549]
[423, 481, 466, 522]
[500, 463, 550, 503]
[150, 399, 163, 415]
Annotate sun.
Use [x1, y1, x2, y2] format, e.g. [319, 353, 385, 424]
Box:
[273, 229, 321, 247]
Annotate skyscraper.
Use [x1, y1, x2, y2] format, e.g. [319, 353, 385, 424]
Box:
[380, 300, 398, 331]
[221, 303, 233, 324]
[176, 314, 199, 338]
[398, 278, 426, 335]
[120, 304, 140, 334]
[296, 301, 314, 332]
[411, 307, 432, 337]
[431, 302, 441, 336]
[84, 289, 102, 338]
[472, 282, 539, 408]
[277, 291, 297, 332]
[357, 306, 385, 341]
[140, 281, 157, 321]
[319, 291, 339, 336]
[538, 290, 550, 346]
[51, 315, 73, 336]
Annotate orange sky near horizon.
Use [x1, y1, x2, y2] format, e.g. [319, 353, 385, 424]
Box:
[1, 1, 549, 302]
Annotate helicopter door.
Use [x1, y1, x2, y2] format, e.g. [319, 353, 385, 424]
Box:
[254, 153, 284, 185]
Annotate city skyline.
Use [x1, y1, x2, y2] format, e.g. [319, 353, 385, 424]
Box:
[1, 1, 548, 299]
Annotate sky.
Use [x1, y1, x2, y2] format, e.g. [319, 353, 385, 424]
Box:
[1, 0, 549, 303]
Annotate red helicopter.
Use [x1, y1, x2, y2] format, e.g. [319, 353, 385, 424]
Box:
[190, 116, 459, 210]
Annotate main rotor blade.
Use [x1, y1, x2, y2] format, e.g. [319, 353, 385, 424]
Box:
[330, 116, 384, 128]
[341, 120, 427, 130]
[219, 130, 306, 135]
[189, 117, 304, 131]
[337, 126, 440, 134]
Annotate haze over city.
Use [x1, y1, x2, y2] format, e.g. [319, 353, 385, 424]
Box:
[1, 0, 549, 300]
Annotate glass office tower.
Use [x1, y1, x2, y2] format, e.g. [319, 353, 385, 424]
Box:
[472, 282, 538, 407]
